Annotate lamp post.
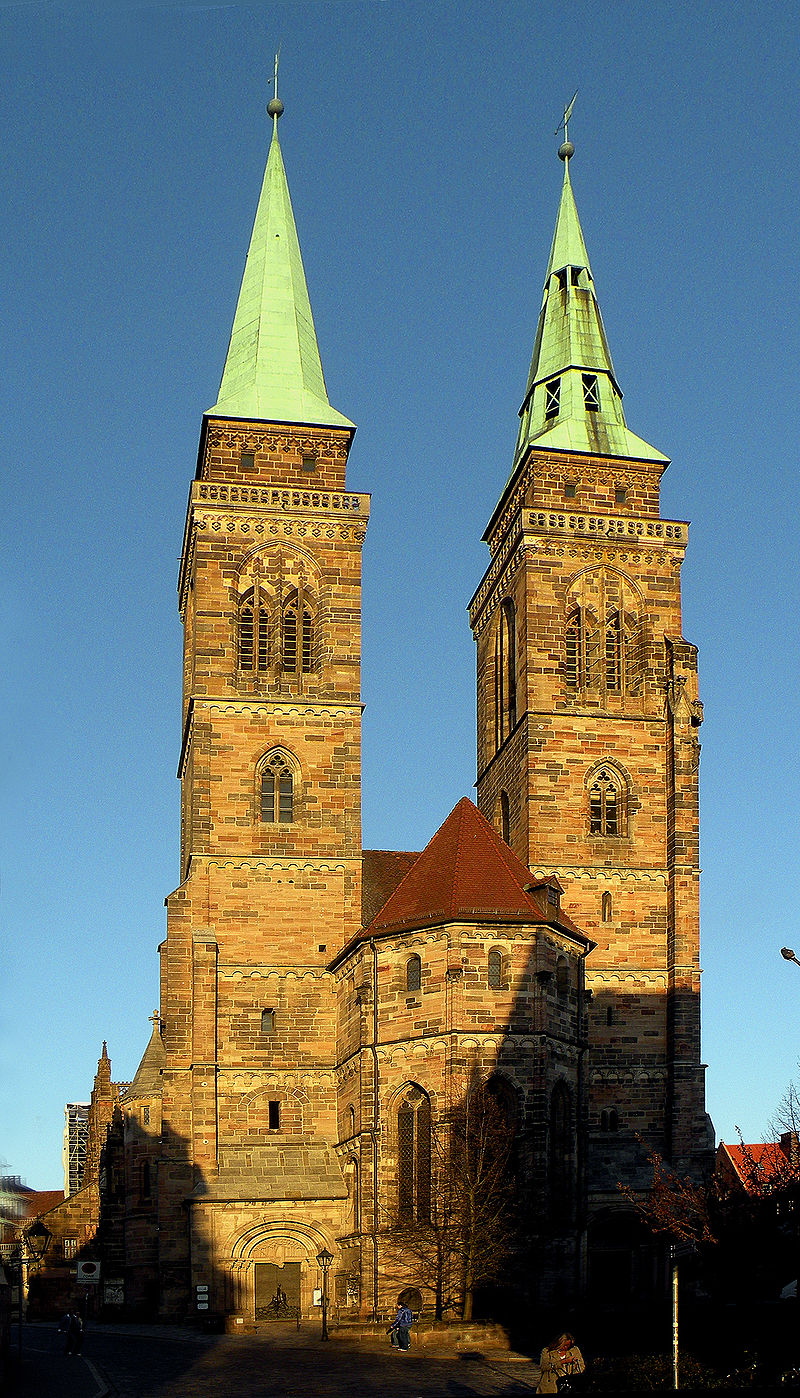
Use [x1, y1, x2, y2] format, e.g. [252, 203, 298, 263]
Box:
[10, 1218, 52, 1358]
[316, 1247, 333, 1341]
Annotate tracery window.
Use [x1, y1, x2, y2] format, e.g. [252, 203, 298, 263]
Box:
[589, 767, 623, 837]
[238, 586, 271, 672]
[565, 570, 643, 698]
[397, 1085, 431, 1222]
[260, 751, 294, 823]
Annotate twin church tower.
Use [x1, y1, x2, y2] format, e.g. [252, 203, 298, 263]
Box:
[80, 98, 714, 1323]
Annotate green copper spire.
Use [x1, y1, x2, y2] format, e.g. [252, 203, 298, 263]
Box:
[207, 97, 354, 429]
[514, 140, 666, 464]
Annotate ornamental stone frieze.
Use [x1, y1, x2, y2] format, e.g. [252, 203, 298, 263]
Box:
[218, 965, 329, 982]
[203, 426, 351, 462]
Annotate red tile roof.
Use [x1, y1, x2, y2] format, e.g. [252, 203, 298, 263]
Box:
[26, 1190, 64, 1217]
[717, 1142, 789, 1194]
[363, 798, 587, 940]
[362, 849, 419, 928]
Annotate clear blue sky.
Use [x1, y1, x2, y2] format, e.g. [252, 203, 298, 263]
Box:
[1, 0, 798, 1188]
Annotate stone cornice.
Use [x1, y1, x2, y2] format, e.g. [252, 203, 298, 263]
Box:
[178, 482, 369, 614]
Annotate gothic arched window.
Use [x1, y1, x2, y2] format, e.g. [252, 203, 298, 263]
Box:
[397, 1085, 431, 1222]
[406, 954, 422, 993]
[238, 586, 271, 672]
[282, 589, 314, 675]
[494, 599, 517, 749]
[260, 751, 295, 823]
[565, 570, 643, 699]
[588, 766, 625, 837]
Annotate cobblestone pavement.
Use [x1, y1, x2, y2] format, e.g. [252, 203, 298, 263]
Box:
[74, 1322, 542, 1398]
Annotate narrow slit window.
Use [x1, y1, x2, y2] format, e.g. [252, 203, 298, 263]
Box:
[406, 954, 422, 993]
[261, 1008, 275, 1034]
[602, 891, 613, 922]
[268, 1100, 280, 1130]
[488, 949, 502, 989]
[283, 607, 297, 672]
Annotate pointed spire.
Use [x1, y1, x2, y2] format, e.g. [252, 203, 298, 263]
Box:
[207, 87, 354, 430]
[514, 137, 666, 465]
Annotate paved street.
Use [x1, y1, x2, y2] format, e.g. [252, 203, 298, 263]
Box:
[9, 1322, 543, 1397]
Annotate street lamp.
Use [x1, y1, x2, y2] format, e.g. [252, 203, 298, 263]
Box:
[10, 1218, 52, 1358]
[316, 1247, 333, 1341]
[781, 948, 800, 969]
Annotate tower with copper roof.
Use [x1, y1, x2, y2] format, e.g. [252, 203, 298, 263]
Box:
[470, 127, 713, 1294]
[157, 89, 367, 1320]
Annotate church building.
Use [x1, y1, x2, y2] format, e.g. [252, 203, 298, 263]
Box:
[36, 98, 712, 1326]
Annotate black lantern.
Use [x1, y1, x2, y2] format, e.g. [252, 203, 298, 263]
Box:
[24, 1218, 52, 1263]
[316, 1247, 333, 1341]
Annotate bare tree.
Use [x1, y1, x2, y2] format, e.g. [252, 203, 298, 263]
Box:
[380, 1080, 517, 1320]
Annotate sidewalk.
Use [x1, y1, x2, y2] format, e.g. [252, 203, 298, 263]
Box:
[5, 1324, 107, 1398]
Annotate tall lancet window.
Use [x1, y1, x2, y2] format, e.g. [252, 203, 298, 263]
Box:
[588, 766, 625, 837]
[397, 1085, 431, 1222]
[494, 599, 517, 750]
[238, 583, 270, 673]
[282, 587, 314, 675]
[260, 751, 294, 824]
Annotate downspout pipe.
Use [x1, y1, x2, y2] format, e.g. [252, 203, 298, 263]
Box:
[369, 937, 379, 1321]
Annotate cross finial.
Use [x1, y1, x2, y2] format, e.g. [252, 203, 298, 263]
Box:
[268, 48, 284, 124]
[150, 1009, 160, 1029]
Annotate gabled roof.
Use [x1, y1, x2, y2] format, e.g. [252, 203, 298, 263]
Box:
[207, 108, 353, 430]
[27, 1190, 64, 1218]
[717, 1141, 791, 1194]
[356, 797, 587, 943]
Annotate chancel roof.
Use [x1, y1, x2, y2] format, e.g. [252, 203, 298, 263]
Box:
[341, 799, 589, 957]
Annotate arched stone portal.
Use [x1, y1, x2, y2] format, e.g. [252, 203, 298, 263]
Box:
[225, 1219, 337, 1323]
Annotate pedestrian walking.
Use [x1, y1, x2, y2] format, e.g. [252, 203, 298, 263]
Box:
[59, 1309, 84, 1356]
[536, 1330, 585, 1393]
[387, 1300, 413, 1352]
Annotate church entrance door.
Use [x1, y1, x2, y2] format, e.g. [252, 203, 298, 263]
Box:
[254, 1261, 301, 1321]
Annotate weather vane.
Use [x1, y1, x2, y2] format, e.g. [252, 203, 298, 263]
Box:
[555, 91, 577, 160]
[556, 90, 576, 143]
[268, 48, 284, 122]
